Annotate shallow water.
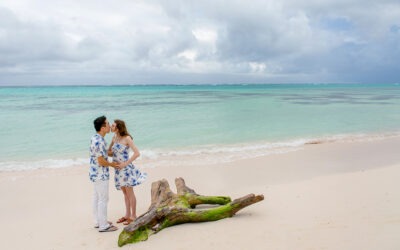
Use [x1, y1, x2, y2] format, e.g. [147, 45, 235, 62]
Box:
[1, 84, 399, 171]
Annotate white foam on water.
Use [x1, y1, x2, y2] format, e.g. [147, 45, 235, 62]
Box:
[1, 132, 399, 172]
[0, 158, 88, 172]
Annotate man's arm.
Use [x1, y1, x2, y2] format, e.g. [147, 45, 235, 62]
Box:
[98, 156, 119, 168]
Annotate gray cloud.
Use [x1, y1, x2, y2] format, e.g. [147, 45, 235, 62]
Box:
[0, 0, 399, 85]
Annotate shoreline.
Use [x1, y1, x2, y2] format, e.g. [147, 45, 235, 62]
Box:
[2, 131, 400, 172]
[1, 137, 400, 249]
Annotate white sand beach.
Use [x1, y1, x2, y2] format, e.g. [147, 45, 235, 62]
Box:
[1, 137, 400, 250]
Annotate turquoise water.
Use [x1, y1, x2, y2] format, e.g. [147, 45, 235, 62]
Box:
[1, 84, 400, 171]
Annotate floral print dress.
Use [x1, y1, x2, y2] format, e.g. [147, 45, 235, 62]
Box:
[112, 142, 147, 190]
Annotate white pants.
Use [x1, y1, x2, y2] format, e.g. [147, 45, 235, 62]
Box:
[93, 180, 110, 231]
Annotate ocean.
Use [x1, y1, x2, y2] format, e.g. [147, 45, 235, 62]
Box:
[1, 84, 399, 171]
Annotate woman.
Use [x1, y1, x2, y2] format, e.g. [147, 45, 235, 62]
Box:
[108, 119, 147, 225]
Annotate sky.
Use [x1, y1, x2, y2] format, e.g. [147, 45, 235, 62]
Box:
[0, 0, 399, 85]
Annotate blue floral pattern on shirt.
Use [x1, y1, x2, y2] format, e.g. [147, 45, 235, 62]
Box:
[112, 142, 147, 190]
[89, 134, 109, 182]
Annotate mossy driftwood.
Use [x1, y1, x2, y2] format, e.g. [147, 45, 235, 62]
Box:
[118, 177, 264, 247]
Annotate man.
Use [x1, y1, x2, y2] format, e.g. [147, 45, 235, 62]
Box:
[89, 116, 119, 232]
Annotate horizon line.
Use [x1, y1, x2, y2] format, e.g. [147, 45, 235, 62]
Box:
[1, 82, 399, 88]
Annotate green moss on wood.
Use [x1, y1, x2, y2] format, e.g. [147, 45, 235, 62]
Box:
[195, 195, 231, 205]
[184, 203, 237, 221]
[175, 196, 190, 207]
[159, 218, 172, 230]
[118, 226, 152, 247]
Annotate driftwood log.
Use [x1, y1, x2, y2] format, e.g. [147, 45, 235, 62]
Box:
[118, 177, 264, 247]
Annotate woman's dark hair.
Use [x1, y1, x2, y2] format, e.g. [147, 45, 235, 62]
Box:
[114, 119, 132, 138]
[94, 116, 107, 132]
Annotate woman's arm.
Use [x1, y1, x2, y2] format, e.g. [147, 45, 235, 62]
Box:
[120, 136, 140, 168]
[107, 135, 115, 156]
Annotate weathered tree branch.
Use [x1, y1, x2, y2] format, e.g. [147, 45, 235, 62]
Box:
[118, 177, 264, 247]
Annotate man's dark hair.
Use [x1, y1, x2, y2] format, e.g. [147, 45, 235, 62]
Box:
[94, 116, 107, 132]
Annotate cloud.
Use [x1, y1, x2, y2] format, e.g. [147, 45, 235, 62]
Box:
[0, 0, 399, 85]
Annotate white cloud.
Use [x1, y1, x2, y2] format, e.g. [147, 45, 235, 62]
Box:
[178, 49, 197, 61]
[249, 62, 266, 74]
[192, 28, 217, 44]
[0, 0, 399, 85]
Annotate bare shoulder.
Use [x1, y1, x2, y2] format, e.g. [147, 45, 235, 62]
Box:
[122, 135, 133, 145]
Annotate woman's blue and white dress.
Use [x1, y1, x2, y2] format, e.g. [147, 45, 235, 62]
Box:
[112, 142, 147, 190]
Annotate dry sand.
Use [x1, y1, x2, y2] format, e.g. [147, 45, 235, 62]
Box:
[1, 137, 400, 250]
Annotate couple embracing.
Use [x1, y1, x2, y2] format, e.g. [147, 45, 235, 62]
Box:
[89, 116, 147, 232]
